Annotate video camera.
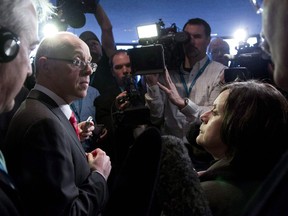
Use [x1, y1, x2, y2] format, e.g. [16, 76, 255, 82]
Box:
[117, 74, 142, 107]
[113, 73, 150, 126]
[225, 41, 272, 82]
[127, 19, 189, 75]
[56, 0, 100, 28]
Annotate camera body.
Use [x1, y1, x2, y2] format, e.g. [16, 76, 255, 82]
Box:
[117, 92, 141, 106]
[228, 42, 272, 81]
[117, 74, 143, 107]
[114, 74, 150, 126]
[127, 20, 189, 75]
[56, 0, 100, 28]
[128, 44, 165, 75]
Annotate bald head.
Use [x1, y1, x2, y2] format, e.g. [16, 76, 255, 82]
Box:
[34, 32, 92, 103]
[208, 37, 230, 66]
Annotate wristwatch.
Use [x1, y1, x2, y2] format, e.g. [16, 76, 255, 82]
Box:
[184, 98, 189, 106]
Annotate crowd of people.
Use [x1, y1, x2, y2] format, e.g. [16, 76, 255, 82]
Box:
[0, 0, 288, 215]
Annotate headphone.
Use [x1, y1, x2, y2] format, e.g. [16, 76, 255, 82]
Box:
[0, 27, 20, 63]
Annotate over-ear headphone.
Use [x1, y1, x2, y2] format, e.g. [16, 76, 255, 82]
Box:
[0, 27, 20, 63]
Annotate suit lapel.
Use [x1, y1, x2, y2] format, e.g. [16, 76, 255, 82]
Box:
[0, 170, 16, 190]
[28, 90, 87, 156]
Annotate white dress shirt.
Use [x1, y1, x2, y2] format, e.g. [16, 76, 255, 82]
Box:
[145, 56, 227, 142]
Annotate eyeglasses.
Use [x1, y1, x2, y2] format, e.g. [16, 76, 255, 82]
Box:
[250, 0, 263, 14]
[46, 57, 98, 73]
[114, 63, 131, 70]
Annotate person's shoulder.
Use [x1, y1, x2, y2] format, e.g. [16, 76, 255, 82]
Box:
[201, 179, 241, 191]
[88, 86, 100, 96]
[209, 60, 228, 70]
[94, 86, 120, 103]
[201, 180, 245, 216]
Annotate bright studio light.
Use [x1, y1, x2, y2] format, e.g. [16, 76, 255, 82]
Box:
[137, 24, 159, 39]
[40, 15, 68, 38]
[42, 23, 60, 37]
[233, 28, 247, 43]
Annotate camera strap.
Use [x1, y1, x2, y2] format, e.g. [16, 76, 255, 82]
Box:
[180, 58, 210, 97]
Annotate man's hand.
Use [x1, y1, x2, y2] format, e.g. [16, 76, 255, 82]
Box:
[78, 120, 95, 142]
[144, 73, 159, 86]
[87, 148, 111, 180]
[157, 68, 186, 109]
[115, 91, 130, 110]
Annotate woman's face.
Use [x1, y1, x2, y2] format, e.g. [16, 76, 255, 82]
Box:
[196, 89, 229, 159]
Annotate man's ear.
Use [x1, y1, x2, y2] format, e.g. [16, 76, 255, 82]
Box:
[38, 57, 49, 71]
[37, 57, 54, 78]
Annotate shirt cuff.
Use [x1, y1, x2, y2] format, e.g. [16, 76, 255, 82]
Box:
[92, 170, 107, 181]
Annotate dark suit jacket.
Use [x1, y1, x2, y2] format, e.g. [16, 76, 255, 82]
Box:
[0, 170, 22, 216]
[199, 158, 261, 216]
[3, 90, 108, 216]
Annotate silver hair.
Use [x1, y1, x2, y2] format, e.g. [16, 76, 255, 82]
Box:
[0, 0, 55, 36]
[31, 0, 56, 24]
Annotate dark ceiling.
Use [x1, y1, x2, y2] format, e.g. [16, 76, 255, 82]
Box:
[50, 0, 262, 44]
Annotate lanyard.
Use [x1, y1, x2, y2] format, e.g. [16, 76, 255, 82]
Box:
[180, 58, 210, 97]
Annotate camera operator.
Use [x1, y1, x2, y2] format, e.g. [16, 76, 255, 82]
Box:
[94, 50, 149, 187]
[145, 18, 227, 164]
[79, 2, 118, 95]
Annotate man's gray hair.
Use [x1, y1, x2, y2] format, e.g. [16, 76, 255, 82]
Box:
[0, 0, 55, 36]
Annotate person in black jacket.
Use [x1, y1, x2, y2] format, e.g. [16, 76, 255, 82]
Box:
[95, 50, 150, 192]
[79, 3, 118, 95]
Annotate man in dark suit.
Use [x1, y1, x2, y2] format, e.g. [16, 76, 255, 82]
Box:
[4, 32, 111, 216]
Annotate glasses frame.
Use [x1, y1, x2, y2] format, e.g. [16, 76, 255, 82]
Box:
[46, 57, 98, 73]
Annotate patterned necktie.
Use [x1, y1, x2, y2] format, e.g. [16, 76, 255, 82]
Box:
[69, 111, 80, 140]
